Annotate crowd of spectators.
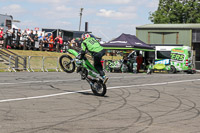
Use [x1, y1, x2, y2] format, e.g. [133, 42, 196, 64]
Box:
[0, 27, 82, 53]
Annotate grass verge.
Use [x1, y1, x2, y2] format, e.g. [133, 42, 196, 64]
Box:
[0, 50, 122, 72]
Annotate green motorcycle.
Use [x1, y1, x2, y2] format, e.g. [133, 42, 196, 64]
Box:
[59, 49, 107, 96]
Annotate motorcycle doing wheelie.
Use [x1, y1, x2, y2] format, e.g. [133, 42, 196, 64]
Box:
[59, 49, 107, 96]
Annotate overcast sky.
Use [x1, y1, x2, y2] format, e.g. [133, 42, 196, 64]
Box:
[0, 0, 159, 41]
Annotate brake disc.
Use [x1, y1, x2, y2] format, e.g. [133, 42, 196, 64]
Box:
[94, 82, 102, 92]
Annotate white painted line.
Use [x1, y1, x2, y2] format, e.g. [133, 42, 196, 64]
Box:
[0, 78, 199, 103]
[0, 90, 89, 103]
[109, 79, 200, 89]
[0, 79, 80, 85]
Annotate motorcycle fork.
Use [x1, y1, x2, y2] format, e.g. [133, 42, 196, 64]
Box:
[86, 78, 94, 87]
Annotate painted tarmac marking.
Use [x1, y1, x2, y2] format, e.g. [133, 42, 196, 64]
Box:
[0, 78, 199, 103]
[0, 79, 80, 85]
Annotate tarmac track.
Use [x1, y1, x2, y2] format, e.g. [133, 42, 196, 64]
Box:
[0, 72, 200, 133]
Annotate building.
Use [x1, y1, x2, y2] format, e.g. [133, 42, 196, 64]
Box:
[0, 14, 13, 32]
[136, 24, 200, 69]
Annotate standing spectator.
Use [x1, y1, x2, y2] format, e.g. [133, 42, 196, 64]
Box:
[38, 33, 43, 41]
[54, 35, 63, 52]
[22, 30, 28, 41]
[49, 34, 54, 51]
[43, 33, 49, 48]
[34, 30, 38, 41]
[12, 28, 16, 46]
[136, 54, 143, 73]
[16, 29, 21, 48]
[38, 33, 43, 50]
[22, 30, 28, 50]
[70, 38, 81, 51]
[5, 25, 13, 49]
[28, 30, 35, 50]
[74, 37, 82, 51]
[34, 31, 39, 49]
[75, 37, 82, 48]
[0, 28, 4, 45]
[69, 38, 76, 48]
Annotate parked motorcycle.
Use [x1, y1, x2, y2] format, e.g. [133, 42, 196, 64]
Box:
[104, 60, 122, 72]
[59, 49, 107, 96]
[121, 51, 137, 73]
[120, 59, 129, 73]
[104, 59, 129, 73]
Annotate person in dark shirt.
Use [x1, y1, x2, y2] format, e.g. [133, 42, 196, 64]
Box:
[12, 28, 16, 45]
[28, 30, 35, 50]
[16, 29, 21, 47]
[34, 30, 38, 41]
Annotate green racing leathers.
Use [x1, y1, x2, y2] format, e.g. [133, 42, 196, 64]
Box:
[80, 37, 105, 76]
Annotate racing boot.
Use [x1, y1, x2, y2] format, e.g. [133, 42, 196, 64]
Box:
[102, 75, 109, 84]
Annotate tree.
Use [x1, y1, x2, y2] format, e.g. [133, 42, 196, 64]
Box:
[149, 0, 200, 23]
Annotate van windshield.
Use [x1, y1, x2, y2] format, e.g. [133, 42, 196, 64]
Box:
[157, 51, 171, 59]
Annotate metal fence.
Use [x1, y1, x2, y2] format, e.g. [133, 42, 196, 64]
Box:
[9, 55, 28, 72]
[43, 56, 61, 72]
[0, 55, 62, 72]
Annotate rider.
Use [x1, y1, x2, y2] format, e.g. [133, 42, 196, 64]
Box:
[79, 33, 108, 83]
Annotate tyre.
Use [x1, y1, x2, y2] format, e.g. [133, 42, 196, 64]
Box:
[91, 81, 107, 96]
[187, 69, 195, 74]
[169, 65, 176, 74]
[59, 55, 75, 73]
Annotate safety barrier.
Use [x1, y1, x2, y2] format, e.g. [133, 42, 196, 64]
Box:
[28, 56, 44, 72]
[9, 55, 28, 72]
[0, 47, 28, 72]
[0, 55, 10, 71]
[43, 56, 61, 72]
[0, 55, 62, 72]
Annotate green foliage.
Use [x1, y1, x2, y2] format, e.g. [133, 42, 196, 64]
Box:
[149, 0, 200, 23]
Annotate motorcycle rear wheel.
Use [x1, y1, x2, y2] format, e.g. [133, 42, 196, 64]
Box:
[59, 55, 75, 73]
[91, 81, 107, 96]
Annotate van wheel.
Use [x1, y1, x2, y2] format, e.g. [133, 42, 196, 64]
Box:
[187, 69, 195, 74]
[169, 66, 176, 74]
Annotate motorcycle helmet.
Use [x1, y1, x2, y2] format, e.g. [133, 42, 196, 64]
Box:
[81, 33, 91, 40]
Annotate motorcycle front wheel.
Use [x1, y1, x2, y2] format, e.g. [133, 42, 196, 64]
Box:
[59, 55, 75, 73]
[91, 81, 107, 96]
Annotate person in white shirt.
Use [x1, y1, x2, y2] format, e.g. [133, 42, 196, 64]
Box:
[5, 25, 13, 48]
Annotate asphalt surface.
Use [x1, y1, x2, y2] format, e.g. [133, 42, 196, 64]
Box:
[0, 72, 200, 133]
